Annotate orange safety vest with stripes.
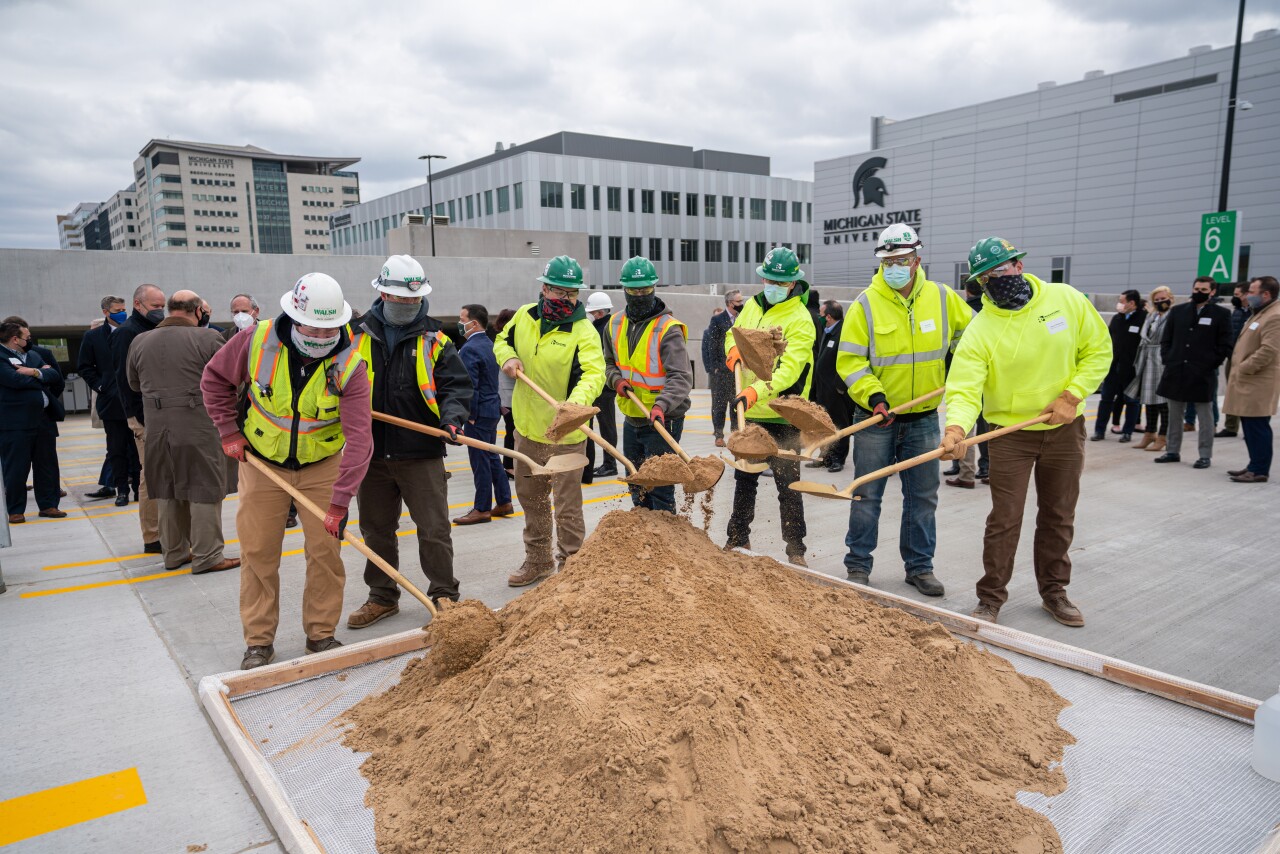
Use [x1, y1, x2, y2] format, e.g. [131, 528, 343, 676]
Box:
[610, 312, 688, 418]
[349, 328, 448, 419]
[242, 319, 364, 465]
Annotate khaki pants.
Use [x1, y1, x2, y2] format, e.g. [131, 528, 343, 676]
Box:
[358, 458, 457, 607]
[157, 498, 225, 571]
[978, 417, 1085, 608]
[513, 432, 586, 571]
[237, 453, 344, 646]
[126, 417, 160, 544]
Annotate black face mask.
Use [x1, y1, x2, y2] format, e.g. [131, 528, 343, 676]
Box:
[982, 274, 1033, 310]
[145, 308, 165, 324]
[1155, 300, 1172, 312]
[1190, 291, 1210, 304]
[1231, 296, 1243, 309]
[198, 311, 211, 327]
[624, 292, 657, 320]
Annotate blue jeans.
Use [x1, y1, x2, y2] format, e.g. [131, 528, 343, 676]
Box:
[622, 416, 684, 513]
[843, 408, 940, 578]
[463, 417, 511, 511]
[1241, 416, 1273, 476]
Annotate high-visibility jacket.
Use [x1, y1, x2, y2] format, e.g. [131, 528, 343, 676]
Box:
[945, 274, 1112, 432]
[350, 328, 449, 419]
[242, 319, 364, 464]
[492, 302, 606, 445]
[724, 282, 816, 423]
[837, 268, 972, 412]
[610, 312, 688, 418]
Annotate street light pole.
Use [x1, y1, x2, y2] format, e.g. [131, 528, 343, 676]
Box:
[1218, 0, 1246, 212]
[417, 154, 448, 256]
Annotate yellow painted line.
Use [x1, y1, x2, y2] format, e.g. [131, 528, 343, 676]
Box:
[0, 768, 146, 845]
[23, 569, 192, 598]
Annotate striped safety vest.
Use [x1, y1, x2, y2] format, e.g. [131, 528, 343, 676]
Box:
[350, 328, 449, 419]
[610, 312, 688, 418]
[243, 319, 364, 465]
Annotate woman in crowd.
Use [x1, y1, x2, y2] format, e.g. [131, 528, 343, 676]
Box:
[1128, 285, 1174, 452]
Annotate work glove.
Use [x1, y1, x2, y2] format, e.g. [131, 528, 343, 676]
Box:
[1041, 390, 1082, 426]
[648, 404, 665, 427]
[614, 379, 634, 399]
[441, 421, 464, 445]
[868, 393, 894, 428]
[221, 432, 248, 461]
[323, 503, 349, 539]
[939, 425, 967, 461]
[725, 346, 743, 372]
[733, 387, 758, 413]
[500, 358, 523, 379]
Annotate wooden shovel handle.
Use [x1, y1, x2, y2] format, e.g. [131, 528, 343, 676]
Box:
[243, 455, 436, 617]
[733, 364, 747, 433]
[515, 369, 636, 475]
[371, 410, 539, 469]
[801, 387, 947, 455]
[621, 388, 691, 462]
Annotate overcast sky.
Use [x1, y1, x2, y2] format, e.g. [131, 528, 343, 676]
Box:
[2, 0, 1277, 249]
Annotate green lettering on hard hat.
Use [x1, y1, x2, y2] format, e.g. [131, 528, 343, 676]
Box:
[315, 308, 336, 315]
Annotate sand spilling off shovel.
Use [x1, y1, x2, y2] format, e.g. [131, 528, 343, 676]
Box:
[623, 452, 693, 488]
[544, 402, 599, 441]
[683, 455, 725, 493]
[420, 600, 503, 680]
[734, 325, 788, 381]
[771, 395, 838, 437]
[343, 509, 1072, 854]
[727, 423, 778, 459]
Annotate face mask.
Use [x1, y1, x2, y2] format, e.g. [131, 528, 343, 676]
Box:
[290, 326, 339, 358]
[381, 299, 421, 327]
[145, 308, 165, 324]
[1116, 301, 1126, 313]
[883, 265, 913, 287]
[233, 312, 255, 330]
[762, 284, 790, 304]
[982, 274, 1033, 311]
[624, 292, 657, 320]
[198, 311, 210, 327]
[1155, 300, 1172, 312]
[1190, 291, 1210, 304]
[1247, 294, 1265, 311]
[539, 296, 575, 323]
[108, 310, 127, 325]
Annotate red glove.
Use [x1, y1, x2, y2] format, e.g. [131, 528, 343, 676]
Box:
[648, 404, 665, 427]
[733, 387, 758, 413]
[614, 379, 634, 399]
[726, 346, 743, 372]
[868, 394, 894, 428]
[441, 423, 463, 445]
[323, 503, 349, 539]
[221, 432, 248, 461]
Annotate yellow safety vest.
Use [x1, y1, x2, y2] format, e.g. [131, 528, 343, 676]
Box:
[350, 329, 448, 419]
[243, 319, 364, 465]
[610, 312, 688, 418]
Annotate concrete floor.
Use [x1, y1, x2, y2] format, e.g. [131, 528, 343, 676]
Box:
[1, 391, 1276, 852]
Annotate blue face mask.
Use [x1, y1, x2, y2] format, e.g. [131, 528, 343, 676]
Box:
[882, 264, 913, 287]
[763, 283, 790, 304]
[108, 310, 127, 324]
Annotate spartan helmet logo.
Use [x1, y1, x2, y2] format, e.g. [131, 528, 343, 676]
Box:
[852, 157, 889, 209]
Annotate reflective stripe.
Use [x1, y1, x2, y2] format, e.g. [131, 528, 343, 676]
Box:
[869, 347, 948, 367]
[611, 314, 682, 391]
[857, 294, 876, 362]
[350, 329, 444, 418]
[842, 367, 870, 388]
[838, 341, 869, 356]
[937, 281, 952, 354]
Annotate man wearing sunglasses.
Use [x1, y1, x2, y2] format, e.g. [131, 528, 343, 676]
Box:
[940, 237, 1111, 628]
[836, 226, 972, 597]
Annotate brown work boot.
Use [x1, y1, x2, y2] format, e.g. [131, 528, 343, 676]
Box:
[241, 645, 275, 670]
[971, 602, 1000, 623]
[452, 508, 492, 525]
[508, 562, 554, 587]
[306, 636, 343, 654]
[8, 514, 25, 524]
[491, 502, 515, 517]
[347, 601, 400, 629]
[38, 508, 67, 518]
[1042, 595, 1085, 627]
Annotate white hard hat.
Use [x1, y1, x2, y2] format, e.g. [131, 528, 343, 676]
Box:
[280, 273, 352, 329]
[584, 291, 614, 313]
[874, 225, 923, 258]
[372, 254, 431, 297]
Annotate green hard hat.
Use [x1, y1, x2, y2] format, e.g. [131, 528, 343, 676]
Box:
[619, 256, 659, 288]
[967, 237, 1027, 281]
[756, 246, 804, 282]
[536, 255, 585, 289]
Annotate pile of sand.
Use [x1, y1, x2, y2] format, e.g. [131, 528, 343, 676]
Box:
[734, 326, 788, 381]
[345, 510, 1073, 853]
[545, 403, 599, 441]
[727, 424, 779, 459]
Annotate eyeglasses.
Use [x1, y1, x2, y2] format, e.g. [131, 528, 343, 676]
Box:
[543, 285, 576, 299]
[975, 262, 1017, 285]
[881, 255, 916, 268]
[627, 286, 655, 296]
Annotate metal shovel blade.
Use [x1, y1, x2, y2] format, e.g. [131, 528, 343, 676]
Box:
[529, 453, 589, 476]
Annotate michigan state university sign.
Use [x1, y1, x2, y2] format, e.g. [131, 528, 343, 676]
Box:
[823, 156, 923, 245]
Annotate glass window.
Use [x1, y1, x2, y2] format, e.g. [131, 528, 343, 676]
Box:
[514, 182, 523, 209]
[607, 186, 622, 212]
[641, 189, 654, 214]
[705, 240, 722, 262]
[685, 193, 699, 217]
[570, 183, 586, 210]
[722, 195, 733, 218]
[447, 200, 456, 222]
[485, 190, 494, 216]
[660, 192, 680, 215]
[807, 202, 812, 223]
[797, 244, 810, 263]
[592, 185, 600, 211]
[608, 236, 623, 261]
[540, 181, 563, 208]
[739, 197, 745, 219]
[705, 194, 717, 217]
[648, 237, 662, 261]
[755, 241, 766, 263]
[771, 200, 787, 222]
[668, 238, 675, 260]
[680, 239, 699, 262]
[1050, 256, 1071, 283]
[792, 201, 802, 223]
[466, 196, 474, 219]
[496, 187, 509, 213]
[588, 235, 602, 261]
[628, 188, 635, 213]
[751, 198, 766, 221]
[436, 202, 446, 216]
[628, 237, 643, 258]
[728, 241, 739, 263]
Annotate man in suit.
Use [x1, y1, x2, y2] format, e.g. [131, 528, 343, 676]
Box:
[703, 289, 743, 448]
[809, 299, 851, 473]
[78, 295, 139, 503]
[1155, 276, 1233, 468]
[1, 319, 63, 523]
[112, 283, 167, 552]
[454, 303, 513, 524]
[1093, 289, 1148, 442]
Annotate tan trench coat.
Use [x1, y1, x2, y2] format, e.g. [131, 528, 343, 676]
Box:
[1223, 298, 1280, 418]
[126, 317, 229, 503]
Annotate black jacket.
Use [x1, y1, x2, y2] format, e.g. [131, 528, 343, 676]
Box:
[358, 302, 473, 461]
[591, 314, 617, 407]
[1230, 305, 1251, 345]
[1105, 308, 1148, 389]
[1, 345, 60, 431]
[78, 322, 125, 420]
[812, 319, 852, 417]
[111, 308, 161, 423]
[702, 310, 735, 376]
[31, 344, 65, 425]
[1157, 301, 1232, 402]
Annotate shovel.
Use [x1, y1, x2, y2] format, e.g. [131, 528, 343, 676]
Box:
[722, 364, 771, 473]
[514, 369, 685, 489]
[789, 414, 1052, 500]
[773, 388, 945, 462]
[244, 454, 437, 617]
[619, 388, 725, 493]
[371, 410, 587, 477]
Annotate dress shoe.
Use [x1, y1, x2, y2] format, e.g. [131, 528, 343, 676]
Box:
[943, 462, 960, 476]
[1227, 468, 1249, 477]
[115, 491, 129, 507]
[7, 514, 25, 524]
[1230, 471, 1269, 483]
[285, 510, 298, 528]
[143, 541, 162, 554]
[1192, 458, 1211, 469]
[132, 489, 140, 501]
[491, 502, 515, 517]
[805, 458, 827, 469]
[1042, 595, 1085, 627]
[1110, 425, 1124, 435]
[241, 645, 275, 670]
[453, 508, 492, 525]
[508, 562, 554, 587]
[305, 636, 343, 654]
[1214, 429, 1237, 438]
[1090, 432, 1105, 442]
[1118, 433, 1132, 443]
[1182, 423, 1195, 432]
[945, 477, 975, 489]
[164, 553, 194, 571]
[85, 487, 116, 500]
[59, 488, 67, 498]
[826, 462, 844, 474]
[193, 557, 240, 575]
[38, 508, 67, 518]
[906, 572, 945, 597]
[593, 464, 618, 478]
[1153, 453, 1181, 464]
[971, 602, 1000, 623]
[348, 601, 400, 629]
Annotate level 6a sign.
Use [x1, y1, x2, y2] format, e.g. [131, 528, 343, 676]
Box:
[1198, 211, 1241, 282]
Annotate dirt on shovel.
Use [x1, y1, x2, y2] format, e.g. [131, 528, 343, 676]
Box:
[544, 402, 599, 441]
[727, 424, 778, 459]
[734, 326, 788, 381]
[770, 395, 837, 438]
[623, 453, 693, 489]
[682, 455, 725, 493]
